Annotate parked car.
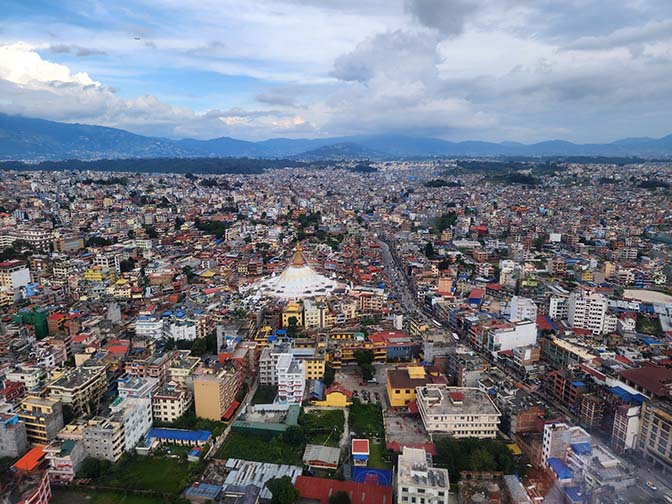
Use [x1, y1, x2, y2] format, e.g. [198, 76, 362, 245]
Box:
[646, 481, 658, 491]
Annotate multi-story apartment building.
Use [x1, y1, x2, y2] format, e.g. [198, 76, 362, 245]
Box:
[416, 385, 501, 440]
[46, 365, 107, 416]
[18, 396, 64, 444]
[508, 296, 538, 322]
[548, 295, 568, 321]
[567, 289, 617, 335]
[541, 422, 590, 468]
[117, 376, 158, 400]
[153, 384, 192, 423]
[193, 366, 239, 421]
[134, 316, 164, 340]
[0, 259, 31, 293]
[43, 439, 85, 483]
[0, 412, 28, 457]
[639, 400, 672, 474]
[109, 396, 153, 452]
[396, 446, 449, 504]
[277, 354, 305, 404]
[82, 417, 124, 462]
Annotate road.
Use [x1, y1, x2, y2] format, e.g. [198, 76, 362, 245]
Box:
[377, 238, 422, 317]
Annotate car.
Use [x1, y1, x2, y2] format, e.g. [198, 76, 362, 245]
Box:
[645, 481, 658, 491]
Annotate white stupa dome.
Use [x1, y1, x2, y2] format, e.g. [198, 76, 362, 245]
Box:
[253, 244, 342, 299]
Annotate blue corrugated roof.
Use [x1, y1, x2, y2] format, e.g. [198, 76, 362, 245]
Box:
[571, 381, 586, 387]
[548, 458, 573, 480]
[608, 386, 646, 405]
[571, 442, 592, 455]
[147, 428, 211, 442]
[640, 337, 661, 345]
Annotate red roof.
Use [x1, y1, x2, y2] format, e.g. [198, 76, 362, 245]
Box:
[386, 441, 438, 456]
[295, 476, 392, 504]
[619, 366, 672, 398]
[351, 439, 369, 454]
[13, 445, 45, 471]
[408, 400, 419, 414]
[326, 383, 353, 399]
[449, 391, 464, 402]
[222, 400, 240, 421]
[107, 345, 130, 355]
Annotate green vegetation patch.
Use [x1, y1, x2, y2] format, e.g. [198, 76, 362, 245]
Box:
[215, 431, 304, 466]
[435, 438, 516, 483]
[51, 489, 168, 504]
[303, 409, 345, 447]
[349, 399, 384, 438]
[95, 455, 197, 494]
[368, 441, 392, 470]
[252, 385, 277, 405]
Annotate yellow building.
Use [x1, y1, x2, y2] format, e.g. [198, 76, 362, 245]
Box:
[193, 367, 238, 421]
[313, 383, 353, 408]
[386, 366, 432, 408]
[19, 396, 65, 444]
[282, 301, 304, 328]
[84, 266, 116, 283]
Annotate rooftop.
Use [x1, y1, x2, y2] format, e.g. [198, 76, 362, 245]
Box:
[416, 385, 500, 416]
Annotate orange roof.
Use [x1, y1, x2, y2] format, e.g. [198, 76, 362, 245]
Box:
[13, 445, 45, 471]
[351, 439, 369, 454]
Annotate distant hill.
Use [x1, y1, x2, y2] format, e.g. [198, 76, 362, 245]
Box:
[1, 113, 671, 161]
[0, 113, 193, 160]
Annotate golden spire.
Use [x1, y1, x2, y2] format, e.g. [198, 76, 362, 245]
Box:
[291, 243, 306, 267]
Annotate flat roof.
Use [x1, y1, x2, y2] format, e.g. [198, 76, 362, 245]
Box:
[416, 385, 500, 416]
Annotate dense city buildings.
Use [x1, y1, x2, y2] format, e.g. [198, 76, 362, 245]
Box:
[0, 159, 670, 503]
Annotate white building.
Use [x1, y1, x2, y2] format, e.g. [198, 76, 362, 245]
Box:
[416, 385, 501, 440]
[93, 252, 121, 273]
[486, 320, 537, 354]
[277, 354, 305, 404]
[164, 321, 197, 341]
[135, 316, 164, 340]
[0, 260, 31, 291]
[109, 396, 153, 452]
[548, 295, 568, 320]
[508, 296, 538, 322]
[117, 376, 158, 400]
[541, 422, 590, 468]
[396, 446, 449, 504]
[259, 342, 292, 386]
[568, 290, 617, 335]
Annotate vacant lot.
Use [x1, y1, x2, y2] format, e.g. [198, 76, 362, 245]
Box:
[350, 400, 384, 438]
[303, 409, 344, 447]
[252, 385, 277, 405]
[52, 489, 164, 504]
[96, 456, 194, 494]
[216, 431, 303, 466]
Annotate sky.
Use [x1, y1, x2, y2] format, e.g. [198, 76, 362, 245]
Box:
[1, 0, 672, 142]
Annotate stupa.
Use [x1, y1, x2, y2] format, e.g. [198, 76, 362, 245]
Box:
[253, 244, 342, 299]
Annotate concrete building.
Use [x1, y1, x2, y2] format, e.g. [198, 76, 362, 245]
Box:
[82, 417, 124, 462]
[639, 400, 672, 474]
[485, 320, 537, 355]
[193, 366, 238, 421]
[153, 384, 192, 423]
[0, 260, 31, 292]
[567, 290, 617, 335]
[416, 385, 501, 440]
[396, 446, 449, 504]
[541, 422, 590, 468]
[109, 396, 153, 452]
[548, 295, 568, 320]
[277, 354, 306, 404]
[43, 439, 85, 483]
[18, 396, 64, 445]
[0, 412, 28, 458]
[508, 296, 538, 322]
[46, 365, 107, 417]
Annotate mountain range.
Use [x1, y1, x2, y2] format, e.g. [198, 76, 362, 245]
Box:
[1, 113, 672, 161]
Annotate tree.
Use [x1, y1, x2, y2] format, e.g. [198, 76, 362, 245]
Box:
[120, 257, 136, 273]
[287, 316, 298, 337]
[323, 364, 336, 387]
[283, 425, 305, 445]
[266, 476, 299, 504]
[424, 241, 435, 258]
[143, 225, 159, 239]
[182, 265, 196, 281]
[329, 491, 351, 504]
[361, 363, 375, 381]
[353, 349, 374, 366]
[190, 338, 207, 356]
[174, 217, 185, 229]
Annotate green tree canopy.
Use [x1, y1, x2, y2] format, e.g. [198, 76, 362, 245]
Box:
[266, 476, 299, 504]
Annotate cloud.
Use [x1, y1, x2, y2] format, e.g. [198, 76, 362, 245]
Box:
[404, 0, 476, 36]
[563, 19, 672, 51]
[48, 44, 108, 57]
